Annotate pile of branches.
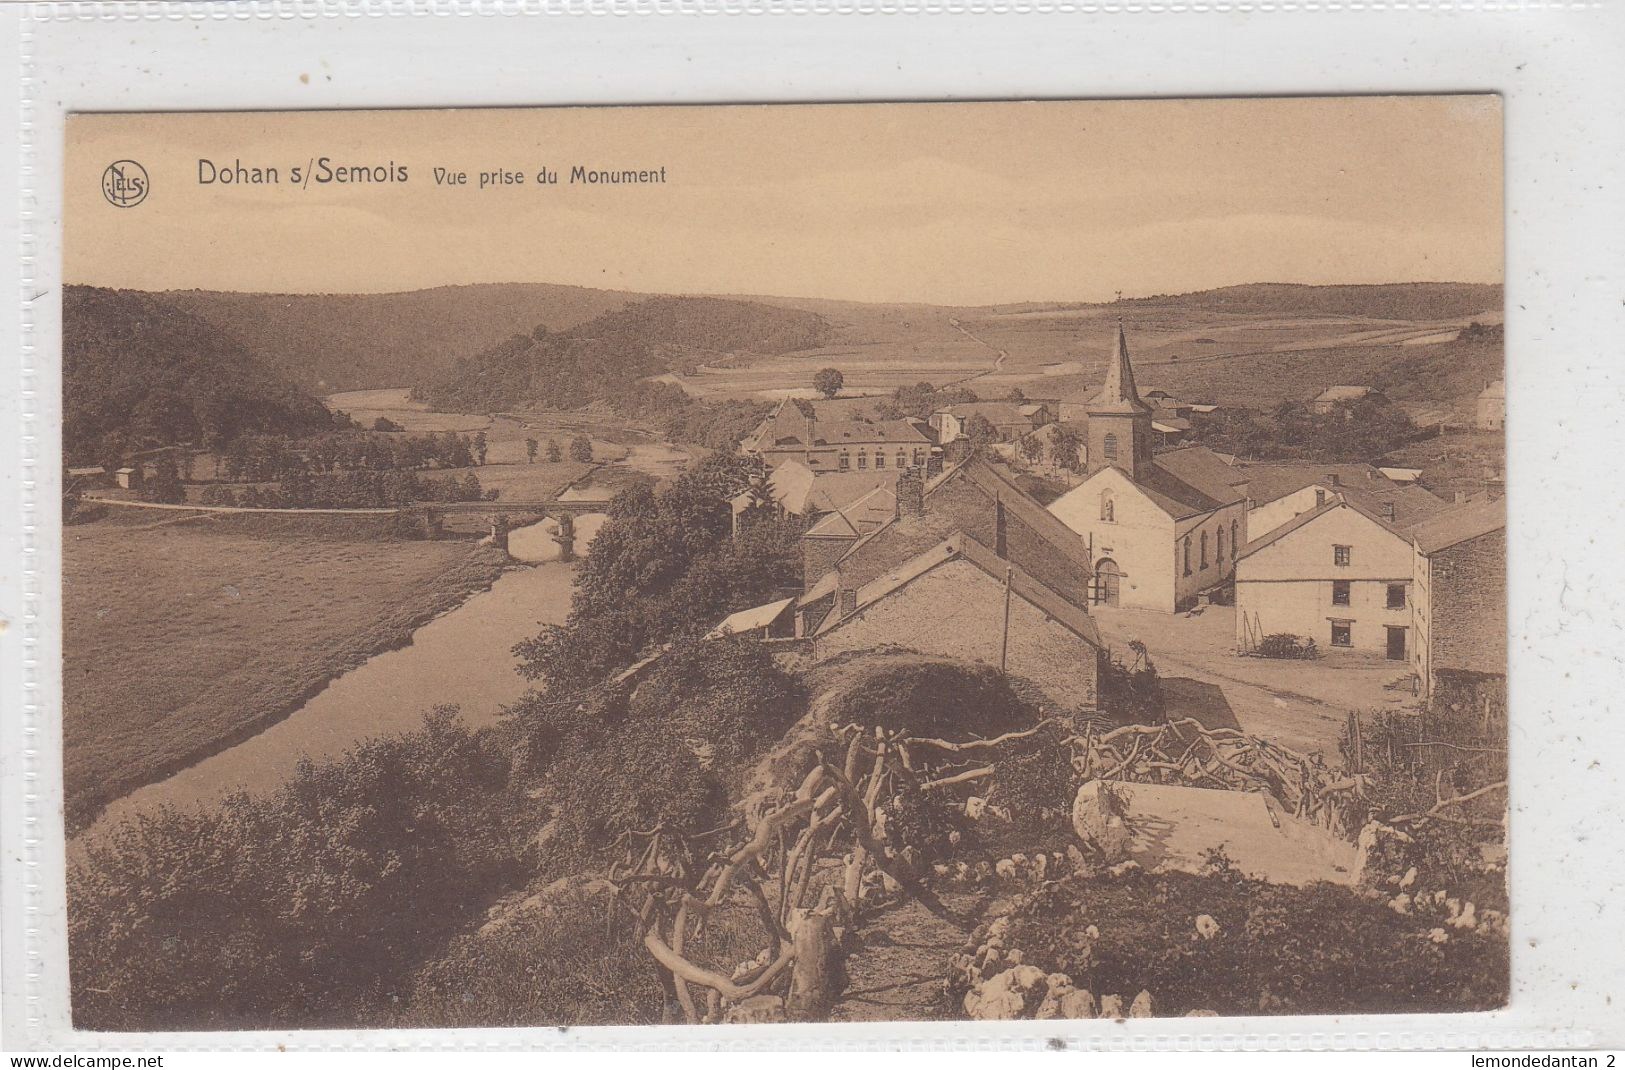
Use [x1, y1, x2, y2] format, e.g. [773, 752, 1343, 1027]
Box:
[1070, 717, 1367, 837]
[605, 721, 1052, 1023]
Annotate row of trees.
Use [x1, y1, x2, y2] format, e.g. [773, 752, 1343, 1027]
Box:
[1188, 396, 1420, 463]
[222, 429, 490, 483]
[198, 470, 489, 510]
[523, 435, 593, 464]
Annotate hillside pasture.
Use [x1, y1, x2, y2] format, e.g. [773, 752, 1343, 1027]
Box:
[62, 510, 510, 832]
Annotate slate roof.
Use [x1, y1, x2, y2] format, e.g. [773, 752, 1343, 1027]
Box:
[804, 485, 898, 537]
[707, 597, 796, 638]
[1409, 496, 1506, 555]
[1235, 462, 1451, 529]
[1313, 385, 1375, 403]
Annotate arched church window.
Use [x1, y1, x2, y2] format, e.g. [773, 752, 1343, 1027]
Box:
[1103, 433, 1119, 461]
[1201, 531, 1209, 568]
[1183, 535, 1192, 576]
[1216, 526, 1225, 563]
[1232, 520, 1239, 558]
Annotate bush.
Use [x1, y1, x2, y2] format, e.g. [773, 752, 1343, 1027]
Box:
[199, 485, 238, 507]
[818, 659, 1038, 741]
[69, 707, 528, 1030]
[1257, 632, 1318, 659]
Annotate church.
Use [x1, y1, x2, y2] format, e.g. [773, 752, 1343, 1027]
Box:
[1047, 325, 1250, 612]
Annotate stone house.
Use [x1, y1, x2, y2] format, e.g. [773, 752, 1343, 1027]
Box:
[806, 532, 1104, 711]
[741, 398, 931, 473]
[1475, 380, 1506, 431]
[1408, 497, 1507, 701]
[1236, 463, 1450, 544]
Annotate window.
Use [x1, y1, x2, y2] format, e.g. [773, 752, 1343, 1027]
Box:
[875, 451, 886, 468]
[1100, 491, 1115, 522]
[1331, 622, 1353, 647]
[1315, 489, 1327, 507]
[1183, 535, 1192, 576]
[1387, 583, 1407, 609]
[857, 451, 867, 470]
[912, 449, 925, 467]
[838, 451, 850, 471]
[896, 449, 907, 469]
[1333, 544, 1352, 567]
[1103, 433, 1119, 461]
[1216, 527, 1225, 563]
[1200, 531, 1209, 568]
[1332, 580, 1351, 606]
[1232, 520, 1239, 558]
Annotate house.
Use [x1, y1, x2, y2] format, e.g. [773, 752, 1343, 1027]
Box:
[1234, 499, 1420, 660]
[1310, 385, 1383, 415]
[1409, 497, 1506, 702]
[929, 401, 1053, 444]
[797, 483, 902, 587]
[728, 460, 897, 531]
[1377, 467, 1423, 486]
[796, 457, 1098, 633]
[1150, 409, 1193, 447]
[805, 532, 1104, 710]
[1235, 463, 1450, 543]
[114, 466, 141, 490]
[1046, 326, 1250, 611]
[741, 398, 932, 473]
[1475, 380, 1506, 431]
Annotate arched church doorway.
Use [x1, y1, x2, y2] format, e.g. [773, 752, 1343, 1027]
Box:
[1095, 558, 1122, 607]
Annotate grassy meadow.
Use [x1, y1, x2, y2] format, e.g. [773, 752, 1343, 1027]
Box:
[62, 511, 511, 833]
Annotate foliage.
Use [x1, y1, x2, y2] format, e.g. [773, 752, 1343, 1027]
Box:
[1188, 396, 1420, 463]
[813, 367, 845, 399]
[1049, 424, 1085, 473]
[818, 659, 1038, 741]
[525, 437, 539, 463]
[372, 416, 403, 432]
[546, 438, 562, 463]
[513, 452, 803, 690]
[400, 886, 666, 1027]
[964, 413, 1001, 450]
[1256, 632, 1319, 659]
[876, 381, 981, 421]
[139, 457, 187, 504]
[63, 286, 337, 463]
[970, 866, 1508, 1016]
[568, 434, 593, 463]
[69, 708, 527, 1030]
[508, 638, 801, 861]
[1096, 641, 1164, 724]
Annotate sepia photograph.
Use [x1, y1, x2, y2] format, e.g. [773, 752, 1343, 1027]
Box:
[57, 97, 1509, 1031]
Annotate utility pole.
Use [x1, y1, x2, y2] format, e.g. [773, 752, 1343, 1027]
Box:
[1000, 565, 1013, 672]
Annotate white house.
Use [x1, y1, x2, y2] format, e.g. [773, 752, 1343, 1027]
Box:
[1233, 499, 1417, 660]
[1046, 325, 1248, 611]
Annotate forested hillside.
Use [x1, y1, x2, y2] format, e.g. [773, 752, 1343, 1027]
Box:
[1120, 282, 1503, 322]
[413, 296, 831, 414]
[157, 283, 642, 393]
[63, 286, 338, 465]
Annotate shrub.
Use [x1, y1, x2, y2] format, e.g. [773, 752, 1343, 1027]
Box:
[1257, 632, 1317, 659]
[818, 659, 1037, 741]
[69, 707, 527, 1030]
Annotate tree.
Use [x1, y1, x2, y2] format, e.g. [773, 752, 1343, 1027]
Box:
[568, 435, 594, 464]
[142, 457, 186, 504]
[965, 413, 1000, 451]
[525, 438, 539, 464]
[812, 368, 844, 400]
[1006, 385, 1027, 402]
[373, 417, 403, 433]
[472, 431, 488, 466]
[546, 438, 562, 464]
[1019, 434, 1044, 464]
[1051, 425, 1085, 472]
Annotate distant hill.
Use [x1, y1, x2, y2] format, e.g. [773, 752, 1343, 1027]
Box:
[156, 283, 642, 393]
[63, 286, 337, 464]
[1120, 282, 1503, 322]
[414, 295, 832, 413]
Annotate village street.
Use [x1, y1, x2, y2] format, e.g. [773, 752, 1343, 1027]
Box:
[1088, 604, 1420, 758]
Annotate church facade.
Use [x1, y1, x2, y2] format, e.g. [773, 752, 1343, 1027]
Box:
[1047, 325, 1249, 612]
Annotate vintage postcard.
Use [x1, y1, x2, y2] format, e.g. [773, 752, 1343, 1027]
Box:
[59, 97, 1508, 1032]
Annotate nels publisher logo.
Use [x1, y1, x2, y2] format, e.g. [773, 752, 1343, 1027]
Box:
[101, 160, 149, 207]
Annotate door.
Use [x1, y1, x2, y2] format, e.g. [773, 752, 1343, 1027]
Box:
[1386, 625, 1407, 661]
[1095, 558, 1121, 607]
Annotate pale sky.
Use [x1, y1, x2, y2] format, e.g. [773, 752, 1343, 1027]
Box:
[65, 96, 1502, 306]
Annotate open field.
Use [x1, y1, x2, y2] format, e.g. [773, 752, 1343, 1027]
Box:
[62, 510, 511, 833]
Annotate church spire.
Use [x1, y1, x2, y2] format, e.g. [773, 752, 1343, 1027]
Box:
[1089, 321, 1151, 416]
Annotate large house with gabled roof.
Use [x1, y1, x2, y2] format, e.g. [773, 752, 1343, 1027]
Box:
[741, 397, 931, 474]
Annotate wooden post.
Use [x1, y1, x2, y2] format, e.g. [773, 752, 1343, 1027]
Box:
[786, 912, 842, 1021]
[1000, 565, 1013, 672]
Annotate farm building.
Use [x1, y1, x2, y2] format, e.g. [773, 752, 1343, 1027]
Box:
[1234, 462, 1450, 543]
[1475, 380, 1506, 431]
[1046, 326, 1249, 612]
[928, 401, 1054, 445]
[728, 460, 898, 533]
[1310, 385, 1384, 414]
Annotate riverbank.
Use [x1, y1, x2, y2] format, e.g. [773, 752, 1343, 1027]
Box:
[63, 511, 515, 834]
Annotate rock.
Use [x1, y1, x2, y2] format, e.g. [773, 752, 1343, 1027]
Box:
[1033, 974, 1075, 1020]
[1399, 866, 1418, 889]
[1066, 844, 1088, 872]
[1450, 901, 1478, 930]
[966, 796, 988, 820]
[1073, 782, 1137, 863]
[963, 965, 1047, 1021]
[1185, 1009, 1219, 1017]
[1428, 927, 1449, 944]
[1388, 893, 1412, 914]
[1099, 993, 1126, 1019]
[1129, 990, 1154, 1018]
[1353, 821, 1417, 889]
[723, 994, 786, 1024]
[1108, 860, 1140, 878]
[933, 863, 952, 878]
[1194, 914, 1220, 940]
[1058, 989, 1098, 1019]
[1006, 948, 1023, 965]
[995, 858, 1018, 880]
[1032, 853, 1049, 880]
[1085, 924, 1100, 939]
[1012, 853, 1029, 869]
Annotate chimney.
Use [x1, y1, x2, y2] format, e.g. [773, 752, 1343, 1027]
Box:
[1381, 501, 1396, 522]
[1366, 469, 1376, 481]
[1329, 473, 1341, 487]
[994, 496, 1008, 558]
[895, 466, 925, 519]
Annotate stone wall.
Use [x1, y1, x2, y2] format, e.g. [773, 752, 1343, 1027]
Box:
[1427, 528, 1506, 678]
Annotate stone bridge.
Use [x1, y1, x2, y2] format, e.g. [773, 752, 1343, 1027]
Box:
[409, 498, 611, 561]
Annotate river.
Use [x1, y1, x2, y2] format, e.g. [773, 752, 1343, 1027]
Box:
[81, 561, 578, 841]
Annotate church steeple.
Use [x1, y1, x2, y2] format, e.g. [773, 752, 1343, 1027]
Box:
[1086, 322, 1154, 480]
